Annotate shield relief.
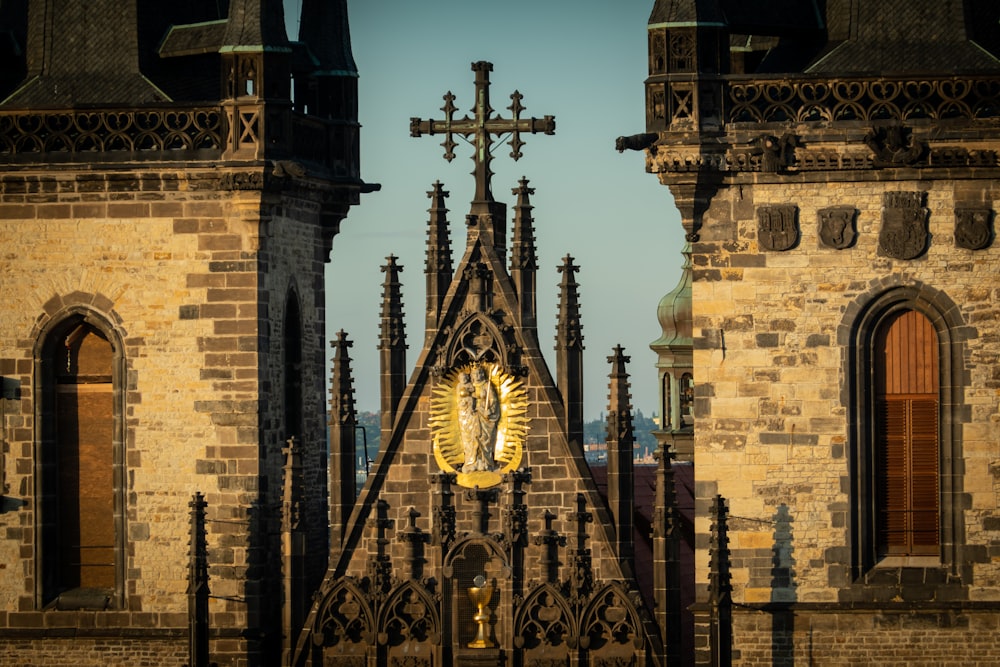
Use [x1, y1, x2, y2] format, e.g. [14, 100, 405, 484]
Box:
[879, 191, 928, 260]
[818, 206, 857, 249]
[757, 205, 799, 251]
[954, 208, 993, 250]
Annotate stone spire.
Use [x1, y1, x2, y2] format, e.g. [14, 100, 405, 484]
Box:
[555, 255, 584, 446]
[281, 436, 305, 664]
[653, 442, 682, 662]
[328, 330, 357, 552]
[378, 256, 407, 443]
[708, 494, 733, 666]
[294, 0, 358, 117]
[424, 182, 453, 342]
[510, 177, 538, 327]
[605, 345, 635, 566]
[187, 493, 209, 667]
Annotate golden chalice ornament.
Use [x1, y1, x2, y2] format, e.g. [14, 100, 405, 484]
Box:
[467, 574, 494, 649]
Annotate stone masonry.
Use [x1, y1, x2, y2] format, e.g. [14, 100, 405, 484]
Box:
[638, 0, 1000, 663]
[0, 167, 332, 665]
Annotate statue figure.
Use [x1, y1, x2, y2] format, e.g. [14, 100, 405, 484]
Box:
[458, 366, 500, 472]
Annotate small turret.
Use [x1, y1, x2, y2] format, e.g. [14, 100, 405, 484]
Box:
[328, 330, 357, 551]
[378, 256, 407, 444]
[650, 243, 694, 460]
[295, 0, 358, 118]
[605, 345, 636, 566]
[425, 182, 453, 342]
[510, 177, 538, 327]
[555, 255, 584, 447]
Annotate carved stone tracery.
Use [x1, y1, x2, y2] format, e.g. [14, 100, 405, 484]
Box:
[0, 108, 224, 156]
[727, 75, 1000, 124]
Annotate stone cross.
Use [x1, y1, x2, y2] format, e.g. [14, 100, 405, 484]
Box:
[410, 61, 555, 204]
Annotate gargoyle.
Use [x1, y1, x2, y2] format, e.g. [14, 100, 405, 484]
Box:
[615, 133, 659, 153]
[864, 124, 927, 167]
[749, 134, 801, 173]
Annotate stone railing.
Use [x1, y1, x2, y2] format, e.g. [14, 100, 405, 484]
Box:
[0, 103, 358, 177]
[727, 74, 1000, 124]
[0, 106, 225, 160]
[649, 74, 1000, 131]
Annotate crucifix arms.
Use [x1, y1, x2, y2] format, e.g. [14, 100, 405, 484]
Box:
[410, 61, 555, 203]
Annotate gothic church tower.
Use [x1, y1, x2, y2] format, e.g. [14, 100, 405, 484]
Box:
[0, 1, 372, 664]
[628, 0, 1000, 664]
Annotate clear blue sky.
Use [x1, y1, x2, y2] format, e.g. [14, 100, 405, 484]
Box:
[285, 1, 684, 419]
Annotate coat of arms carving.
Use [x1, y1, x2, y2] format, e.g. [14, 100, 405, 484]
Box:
[429, 362, 529, 489]
[879, 191, 928, 260]
[954, 208, 993, 250]
[818, 206, 857, 249]
[757, 205, 798, 251]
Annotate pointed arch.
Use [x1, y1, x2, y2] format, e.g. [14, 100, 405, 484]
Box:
[443, 536, 509, 650]
[33, 303, 127, 609]
[307, 578, 374, 666]
[842, 282, 968, 577]
[376, 580, 441, 661]
[442, 534, 509, 570]
[579, 583, 644, 662]
[446, 313, 506, 368]
[284, 287, 303, 442]
[514, 582, 577, 656]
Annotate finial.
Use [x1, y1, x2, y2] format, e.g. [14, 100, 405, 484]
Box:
[410, 62, 555, 204]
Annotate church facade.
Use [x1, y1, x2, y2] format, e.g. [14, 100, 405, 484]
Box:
[294, 60, 677, 667]
[635, 0, 1000, 663]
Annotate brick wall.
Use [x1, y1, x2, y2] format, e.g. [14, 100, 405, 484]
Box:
[732, 608, 1000, 666]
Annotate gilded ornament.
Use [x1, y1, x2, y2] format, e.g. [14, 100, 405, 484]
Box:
[429, 362, 529, 489]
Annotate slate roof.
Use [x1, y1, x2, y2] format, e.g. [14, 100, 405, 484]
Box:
[5, 0, 167, 106]
[648, 0, 725, 27]
[0, 0, 355, 107]
[806, 0, 1000, 74]
[649, 0, 1000, 75]
[159, 20, 229, 58]
[222, 0, 289, 50]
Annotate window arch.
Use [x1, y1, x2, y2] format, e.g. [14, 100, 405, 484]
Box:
[284, 291, 303, 442]
[35, 308, 125, 609]
[874, 309, 939, 556]
[845, 285, 966, 577]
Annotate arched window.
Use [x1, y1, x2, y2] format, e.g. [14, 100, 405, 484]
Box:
[679, 372, 694, 428]
[846, 285, 965, 577]
[874, 310, 939, 556]
[37, 312, 124, 608]
[661, 372, 671, 430]
[284, 293, 303, 441]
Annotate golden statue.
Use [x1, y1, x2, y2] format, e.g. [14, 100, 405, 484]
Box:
[430, 362, 528, 488]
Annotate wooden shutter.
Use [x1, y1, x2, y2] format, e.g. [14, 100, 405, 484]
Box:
[56, 326, 115, 590]
[874, 310, 939, 556]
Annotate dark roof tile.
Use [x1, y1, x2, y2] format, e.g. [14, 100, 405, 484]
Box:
[159, 20, 228, 58]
